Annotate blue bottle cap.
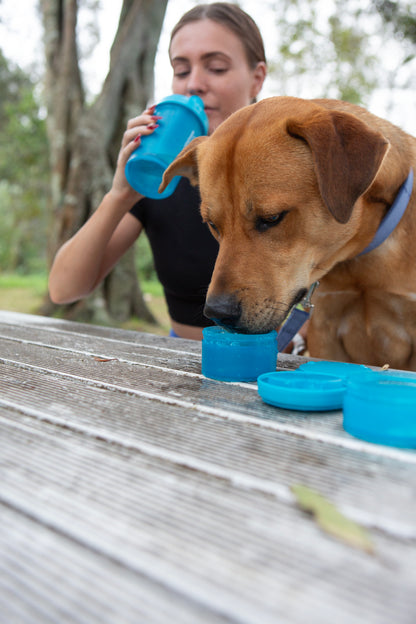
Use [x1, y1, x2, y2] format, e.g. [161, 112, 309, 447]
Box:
[258, 371, 346, 411]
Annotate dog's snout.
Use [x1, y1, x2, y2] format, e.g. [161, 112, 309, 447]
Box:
[204, 294, 241, 330]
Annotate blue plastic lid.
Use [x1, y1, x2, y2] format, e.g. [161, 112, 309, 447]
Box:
[297, 360, 372, 379]
[258, 371, 346, 411]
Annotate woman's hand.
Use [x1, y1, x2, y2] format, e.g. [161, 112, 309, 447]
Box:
[111, 105, 162, 199]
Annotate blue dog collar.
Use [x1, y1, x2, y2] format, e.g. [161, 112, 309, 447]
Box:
[277, 282, 318, 352]
[359, 168, 413, 255]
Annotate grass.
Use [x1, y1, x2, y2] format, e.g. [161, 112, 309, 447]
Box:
[0, 272, 171, 336]
[0, 272, 49, 313]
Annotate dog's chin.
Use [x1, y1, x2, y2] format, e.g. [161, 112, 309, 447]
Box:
[212, 288, 308, 335]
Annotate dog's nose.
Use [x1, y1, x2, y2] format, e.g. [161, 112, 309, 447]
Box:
[204, 294, 241, 329]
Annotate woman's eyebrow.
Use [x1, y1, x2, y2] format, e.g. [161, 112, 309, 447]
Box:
[171, 51, 232, 64]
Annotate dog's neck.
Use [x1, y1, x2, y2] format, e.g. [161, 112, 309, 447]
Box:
[278, 170, 414, 352]
[359, 169, 413, 256]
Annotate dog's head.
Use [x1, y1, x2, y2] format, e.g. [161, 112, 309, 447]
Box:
[160, 96, 389, 333]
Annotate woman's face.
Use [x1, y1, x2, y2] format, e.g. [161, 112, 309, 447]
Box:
[170, 19, 266, 134]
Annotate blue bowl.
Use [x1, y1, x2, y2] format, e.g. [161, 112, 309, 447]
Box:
[202, 327, 278, 382]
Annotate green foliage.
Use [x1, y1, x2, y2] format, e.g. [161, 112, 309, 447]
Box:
[0, 271, 48, 314]
[375, 0, 416, 46]
[0, 50, 50, 273]
[269, 0, 410, 105]
[271, 0, 376, 104]
[0, 271, 47, 292]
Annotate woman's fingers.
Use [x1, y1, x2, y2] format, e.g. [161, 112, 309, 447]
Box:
[122, 112, 162, 147]
[113, 105, 163, 193]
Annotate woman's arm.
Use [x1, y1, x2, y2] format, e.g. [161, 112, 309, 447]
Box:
[48, 106, 158, 304]
[48, 196, 143, 303]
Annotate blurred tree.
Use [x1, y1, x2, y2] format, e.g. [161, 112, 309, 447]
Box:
[268, 0, 415, 109]
[0, 50, 49, 272]
[39, 0, 168, 324]
[374, 1, 416, 46]
[270, 0, 379, 104]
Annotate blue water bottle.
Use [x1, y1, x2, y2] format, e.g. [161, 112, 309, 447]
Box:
[125, 94, 208, 199]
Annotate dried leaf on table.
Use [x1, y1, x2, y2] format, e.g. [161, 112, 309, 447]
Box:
[93, 357, 118, 362]
[291, 484, 374, 554]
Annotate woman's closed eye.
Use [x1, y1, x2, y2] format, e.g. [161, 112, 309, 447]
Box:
[174, 70, 190, 79]
[174, 65, 228, 78]
[207, 64, 228, 75]
[173, 68, 190, 79]
[172, 60, 190, 79]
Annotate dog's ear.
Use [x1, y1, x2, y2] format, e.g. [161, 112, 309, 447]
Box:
[286, 110, 390, 223]
[159, 136, 207, 193]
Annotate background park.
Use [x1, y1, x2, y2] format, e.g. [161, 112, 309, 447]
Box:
[0, 0, 415, 336]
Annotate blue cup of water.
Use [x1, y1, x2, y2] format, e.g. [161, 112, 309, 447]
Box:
[125, 94, 208, 199]
[202, 326, 278, 382]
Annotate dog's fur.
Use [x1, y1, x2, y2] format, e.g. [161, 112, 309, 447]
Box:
[160, 97, 416, 370]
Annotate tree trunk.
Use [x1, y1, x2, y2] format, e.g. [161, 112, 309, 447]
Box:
[40, 0, 168, 325]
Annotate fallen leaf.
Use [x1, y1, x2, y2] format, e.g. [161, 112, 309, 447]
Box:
[93, 357, 117, 362]
[291, 484, 374, 554]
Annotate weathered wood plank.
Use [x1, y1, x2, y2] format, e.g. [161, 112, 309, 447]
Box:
[0, 505, 233, 624]
[1, 356, 415, 536]
[1, 312, 416, 624]
[1, 329, 415, 459]
[0, 313, 306, 376]
[1, 414, 415, 624]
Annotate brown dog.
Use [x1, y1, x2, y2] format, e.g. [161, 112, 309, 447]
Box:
[160, 97, 416, 370]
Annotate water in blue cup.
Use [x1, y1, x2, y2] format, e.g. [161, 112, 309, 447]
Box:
[125, 94, 208, 199]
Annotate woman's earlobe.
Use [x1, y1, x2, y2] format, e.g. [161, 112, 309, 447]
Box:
[251, 61, 267, 99]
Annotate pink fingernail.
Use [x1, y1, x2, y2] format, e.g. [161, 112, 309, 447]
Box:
[147, 123, 159, 130]
[134, 133, 141, 143]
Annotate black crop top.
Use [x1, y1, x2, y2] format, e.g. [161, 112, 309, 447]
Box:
[130, 178, 219, 327]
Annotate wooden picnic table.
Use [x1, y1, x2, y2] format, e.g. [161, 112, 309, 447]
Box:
[0, 309, 415, 624]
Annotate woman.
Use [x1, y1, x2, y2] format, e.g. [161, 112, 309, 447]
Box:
[48, 3, 267, 339]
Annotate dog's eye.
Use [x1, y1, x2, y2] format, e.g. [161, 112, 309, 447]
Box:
[256, 211, 289, 233]
[208, 221, 219, 235]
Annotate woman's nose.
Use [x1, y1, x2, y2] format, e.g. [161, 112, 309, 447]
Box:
[186, 67, 206, 95]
